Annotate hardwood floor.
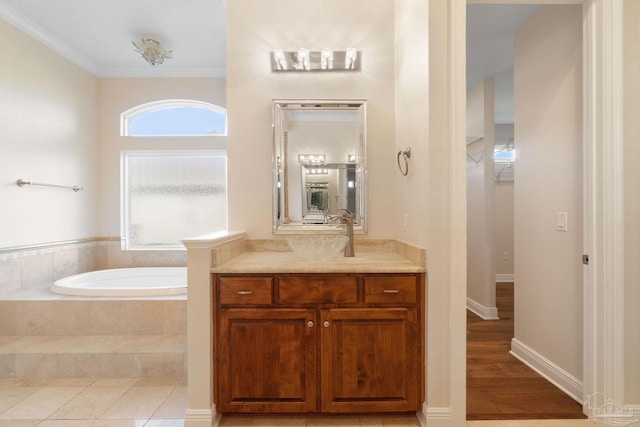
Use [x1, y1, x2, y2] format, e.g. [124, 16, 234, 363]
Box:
[466, 282, 586, 420]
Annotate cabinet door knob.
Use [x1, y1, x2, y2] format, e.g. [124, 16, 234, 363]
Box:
[383, 289, 399, 294]
[323, 321, 330, 328]
[307, 321, 314, 328]
[237, 290, 253, 295]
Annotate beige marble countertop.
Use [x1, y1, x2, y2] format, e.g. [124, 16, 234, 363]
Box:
[211, 250, 425, 274]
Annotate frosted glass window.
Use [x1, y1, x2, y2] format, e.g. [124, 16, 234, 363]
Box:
[122, 151, 227, 249]
[122, 100, 227, 136]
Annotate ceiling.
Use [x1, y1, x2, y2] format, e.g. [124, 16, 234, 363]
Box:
[0, 0, 227, 78]
[467, 4, 541, 124]
[0, 1, 538, 122]
[467, 3, 540, 90]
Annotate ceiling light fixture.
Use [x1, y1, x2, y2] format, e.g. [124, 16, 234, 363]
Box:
[132, 36, 173, 66]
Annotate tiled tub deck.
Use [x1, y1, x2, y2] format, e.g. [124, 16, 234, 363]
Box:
[0, 288, 186, 380]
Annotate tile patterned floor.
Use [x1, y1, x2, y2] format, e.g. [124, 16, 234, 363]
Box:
[0, 377, 185, 427]
[0, 377, 596, 426]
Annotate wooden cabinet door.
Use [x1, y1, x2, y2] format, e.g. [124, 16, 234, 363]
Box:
[218, 308, 317, 413]
[320, 308, 419, 413]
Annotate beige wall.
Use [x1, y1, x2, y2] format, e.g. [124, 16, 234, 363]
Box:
[397, 0, 462, 415]
[514, 5, 583, 380]
[466, 83, 485, 140]
[395, 0, 429, 245]
[0, 17, 226, 250]
[466, 79, 496, 314]
[0, 18, 99, 248]
[623, 0, 640, 406]
[494, 182, 514, 276]
[226, 0, 396, 239]
[427, 0, 464, 416]
[96, 78, 226, 238]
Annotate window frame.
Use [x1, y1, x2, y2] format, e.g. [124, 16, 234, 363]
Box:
[121, 99, 227, 137]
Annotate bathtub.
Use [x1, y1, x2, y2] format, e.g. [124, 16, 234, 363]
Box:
[50, 267, 187, 297]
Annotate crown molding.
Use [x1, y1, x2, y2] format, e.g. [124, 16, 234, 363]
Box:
[0, 2, 226, 79]
[97, 66, 226, 79]
[0, 2, 101, 75]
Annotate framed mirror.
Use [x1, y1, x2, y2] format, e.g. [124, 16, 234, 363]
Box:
[273, 100, 367, 233]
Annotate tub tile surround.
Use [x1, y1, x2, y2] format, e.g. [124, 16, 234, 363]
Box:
[0, 300, 186, 337]
[0, 238, 188, 381]
[0, 298, 187, 379]
[183, 231, 426, 426]
[0, 238, 186, 295]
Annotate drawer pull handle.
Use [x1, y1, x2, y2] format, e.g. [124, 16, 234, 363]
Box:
[383, 289, 400, 294]
[307, 321, 314, 328]
[323, 321, 330, 328]
[237, 290, 254, 295]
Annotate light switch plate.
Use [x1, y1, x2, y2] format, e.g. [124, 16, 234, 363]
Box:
[556, 212, 568, 231]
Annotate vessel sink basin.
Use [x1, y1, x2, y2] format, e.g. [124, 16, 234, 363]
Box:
[287, 235, 349, 261]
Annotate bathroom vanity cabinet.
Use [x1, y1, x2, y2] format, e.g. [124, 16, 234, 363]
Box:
[214, 273, 424, 414]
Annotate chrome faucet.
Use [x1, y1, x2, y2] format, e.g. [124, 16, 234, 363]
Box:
[334, 209, 355, 257]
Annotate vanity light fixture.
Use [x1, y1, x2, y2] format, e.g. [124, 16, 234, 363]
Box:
[271, 49, 360, 71]
[345, 48, 358, 69]
[299, 154, 326, 164]
[297, 48, 310, 70]
[321, 48, 333, 70]
[306, 168, 329, 175]
[273, 49, 287, 70]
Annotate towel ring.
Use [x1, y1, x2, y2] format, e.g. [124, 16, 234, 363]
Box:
[397, 148, 411, 176]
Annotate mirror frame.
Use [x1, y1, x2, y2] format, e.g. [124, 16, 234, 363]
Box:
[272, 99, 367, 234]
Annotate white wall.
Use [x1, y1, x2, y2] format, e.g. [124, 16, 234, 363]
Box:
[394, 0, 435, 414]
[0, 18, 99, 248]
[390, 0, 430, 245]
[623, 0, 640, 406]
[394, 0, 429, 247]
[494, 182, 514, 276]
[226, 0, 396, 239]
[397, 0, 464, 417]
[96, 78, 226, 238]
[513, 5, 583, 380]
[466, 79, 496, 316]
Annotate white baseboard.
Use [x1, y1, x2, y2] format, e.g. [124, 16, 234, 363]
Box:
[584, 397, 640, 425]
[421, 405, 451, 427]
[466, 297, 499, 320]
[496, 273, 514, 282]
[510, 338, 583, 404]
[184, 405, 221, 427]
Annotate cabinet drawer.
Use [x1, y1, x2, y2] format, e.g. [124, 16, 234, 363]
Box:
[279, 275, 358, 304]
[363, 275, 418, 304]
[219, 276, 273, 305]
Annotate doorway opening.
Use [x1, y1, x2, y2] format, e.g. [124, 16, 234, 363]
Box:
[465, 3, 586, 420]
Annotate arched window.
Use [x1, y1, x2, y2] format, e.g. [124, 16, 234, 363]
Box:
[121, 99, 227, 136]
[120, 99, 227, 249]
